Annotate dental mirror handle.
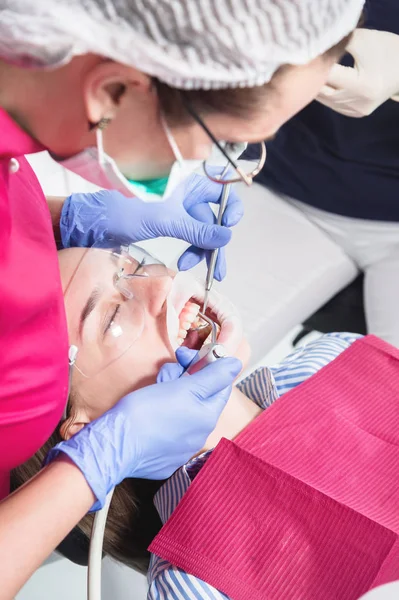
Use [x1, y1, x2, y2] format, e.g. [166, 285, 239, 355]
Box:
[182, 343, 227, 376]
[203, 183, 232, 313]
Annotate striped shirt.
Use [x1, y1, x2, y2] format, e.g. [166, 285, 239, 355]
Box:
[147, 332, 360, 599]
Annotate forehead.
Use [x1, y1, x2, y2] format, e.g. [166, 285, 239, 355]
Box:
[58, 248, 120, 336]
[58, 248, 116, 294]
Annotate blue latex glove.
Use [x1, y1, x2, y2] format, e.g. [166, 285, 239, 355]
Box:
[158, 346, 202, 381]
[60, 174, 243, 281]
[45, 354, 241, 510]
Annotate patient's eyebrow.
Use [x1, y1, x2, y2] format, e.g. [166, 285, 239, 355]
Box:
[78, 251, 121, 337]
[79, 287, 102, 338]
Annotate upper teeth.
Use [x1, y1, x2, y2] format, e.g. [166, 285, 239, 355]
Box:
[177, 301, 201, 345]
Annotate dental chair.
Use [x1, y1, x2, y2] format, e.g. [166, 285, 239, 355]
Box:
[292, 274, 367, 346]
[217, 180, 360, 368]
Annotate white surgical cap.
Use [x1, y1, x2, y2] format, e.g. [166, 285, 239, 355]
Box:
[0, 0, 364, 89]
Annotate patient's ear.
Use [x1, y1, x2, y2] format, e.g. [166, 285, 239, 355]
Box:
[60, 408, 90, 440]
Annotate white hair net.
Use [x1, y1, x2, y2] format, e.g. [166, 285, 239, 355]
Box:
[0, 0, 364, 89]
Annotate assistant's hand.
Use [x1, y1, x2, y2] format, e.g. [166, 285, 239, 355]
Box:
[60, 174, 243, 281]
[316, 29, 399, 117]
[45, 354, 241, 510]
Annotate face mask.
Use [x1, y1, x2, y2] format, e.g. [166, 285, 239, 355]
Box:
[55, 115, 204, 203]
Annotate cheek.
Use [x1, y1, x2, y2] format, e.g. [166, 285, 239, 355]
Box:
[273, 61, 333, 128]
[123, 325, 177, 390]
[235, 337, 251, 372]
[173, 123, 213, 161]
[78, 326, 177, 419]
[105, 118, 138, 163]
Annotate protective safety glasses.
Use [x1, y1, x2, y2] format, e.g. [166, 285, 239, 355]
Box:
[182, 97, 267, 186]
[64, 243, 169, 378]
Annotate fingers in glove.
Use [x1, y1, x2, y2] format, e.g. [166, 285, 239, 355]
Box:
[157, 362, 184, 383]
[220, 190, 244, 228]
[183, 176, 224, 210]
[323, 63, 359, 92]
[205, 247, 227, 282]
[186, 201, 231, 253]
[180, 215, 232, 250]
[175, 346, 197, 368]
[178, 243, 227, 281]
[187, 201, 217, 225]
[178, 245, 206, 271]
[186, 357, 242, 403]
[185, 181, 243, 229]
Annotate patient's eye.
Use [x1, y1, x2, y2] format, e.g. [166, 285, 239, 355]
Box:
[103, 304, 122, 338]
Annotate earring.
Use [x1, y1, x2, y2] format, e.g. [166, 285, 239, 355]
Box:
[97, 117, 112, 130]
[95, 119, 111, 162]
[88, 117, 112, 131]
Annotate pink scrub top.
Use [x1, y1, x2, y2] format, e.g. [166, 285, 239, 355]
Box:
[0, 108, 69, 499]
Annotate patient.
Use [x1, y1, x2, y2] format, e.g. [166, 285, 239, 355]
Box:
[11, 243, 359, 584]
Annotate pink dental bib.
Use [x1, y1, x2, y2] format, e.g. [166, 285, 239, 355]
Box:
[150, 336, 399, 599]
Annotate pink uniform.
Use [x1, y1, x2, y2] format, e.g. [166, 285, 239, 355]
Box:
[0, 108, 68, 498]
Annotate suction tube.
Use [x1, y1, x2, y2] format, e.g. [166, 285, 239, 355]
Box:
[87, 489, 114, 600]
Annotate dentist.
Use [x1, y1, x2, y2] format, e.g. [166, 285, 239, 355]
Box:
[0, 0, 363, 596]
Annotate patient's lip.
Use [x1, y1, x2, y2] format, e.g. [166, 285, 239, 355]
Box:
[166, 272, 200, 351]
[166, 299, 179, 351]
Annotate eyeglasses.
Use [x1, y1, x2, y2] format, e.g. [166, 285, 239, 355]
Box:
[182, 97, 266, 186]
[64, 243, 170, 378]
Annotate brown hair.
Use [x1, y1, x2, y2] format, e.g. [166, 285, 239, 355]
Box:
[155, 32, 353, 124]
[10, 422, 163, 573]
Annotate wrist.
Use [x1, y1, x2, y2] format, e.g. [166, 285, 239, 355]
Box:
[59, 194, 74, 248]
[44, 437, 111, 511]
[59, 192, 109, 249]
[46, 195, 67, 244]
[48, 455, 96, 508]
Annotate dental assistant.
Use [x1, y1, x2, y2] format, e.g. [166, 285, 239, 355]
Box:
[254, 0, 399, 346]
[0, 0, 363, 596]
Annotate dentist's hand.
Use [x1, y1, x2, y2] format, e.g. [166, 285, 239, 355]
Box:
[317, 29, 399, 118]
[60, 174, 243, 281]
[45, 354, 241, 510]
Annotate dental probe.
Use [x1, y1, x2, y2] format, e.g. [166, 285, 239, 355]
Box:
[202, 182, 231, 315]
[200, 157, 232, 316]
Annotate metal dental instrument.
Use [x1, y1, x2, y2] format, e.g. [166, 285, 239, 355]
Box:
[182, 312, 226, 376]
[191, 141, 266, 331]
[193, 162, 231, 329]
[202, 181, 231, 315]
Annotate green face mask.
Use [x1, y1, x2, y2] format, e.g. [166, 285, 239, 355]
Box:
[126, 176, 170, 196]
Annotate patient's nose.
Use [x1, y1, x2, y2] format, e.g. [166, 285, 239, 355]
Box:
[131, 271, 174, 316]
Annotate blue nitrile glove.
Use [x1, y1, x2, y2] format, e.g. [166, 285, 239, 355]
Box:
[158, 346, 201, 381]
[45, 354, 241, 510]
[60, 174, 243, 282]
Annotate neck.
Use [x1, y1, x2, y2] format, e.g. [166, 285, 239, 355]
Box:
[203, 386, 262, 451]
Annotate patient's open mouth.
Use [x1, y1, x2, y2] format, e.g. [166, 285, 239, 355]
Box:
[167, 271, 241, 356]
[177, 298, 219, 351]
